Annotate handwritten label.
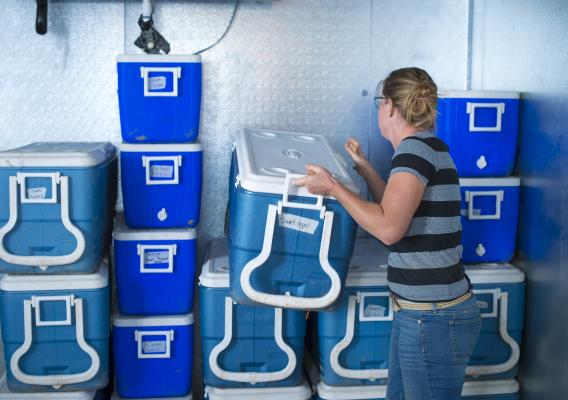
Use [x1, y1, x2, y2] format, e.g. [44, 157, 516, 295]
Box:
[144, 250, 170, 265]
[142, 340, 166, 354]
[27, 187, 47, 200]
[150, 165, 174, 179]
[278, 213, 319, 234]
[149, 76, 167, 91]
[364, 304, 386, 318]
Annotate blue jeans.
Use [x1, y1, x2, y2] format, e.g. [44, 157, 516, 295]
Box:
[387, 296, 481, 400]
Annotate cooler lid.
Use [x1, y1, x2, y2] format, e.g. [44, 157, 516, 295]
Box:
[117, 54, 201, 63]
[0, 261, 108, 292]
[112, 393, 192, 400]
[460, 177, 520, 187]
[439, 90, 520, 99]
[120, 143, 203, 153]
[461, 379, 519, 395]
[205, 377, 311, 400]
[465, 263, 525, 284]
[0, 142, 116, 168]
[317, 382, 386, 399]
[112, 312, 194, 328]
[199, 238, 230, 289]
[0, 374, 95, 399]
[113, 212, 196, 241]
[345, 238, 389, 287]
[235, 129, 359, 197]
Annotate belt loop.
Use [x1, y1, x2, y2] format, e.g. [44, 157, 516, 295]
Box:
[432, 302, 438, 313]
[390, 293, 401, 312]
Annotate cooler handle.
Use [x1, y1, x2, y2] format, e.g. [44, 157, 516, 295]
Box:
[209, 297, 297, 383]
[466, 291, 520, 377]
[10, 296, 100, 389]
[240, 204, 340, 309]
[137, 244, 177, 273]
[135, 330, 175, 359]
[465, 190, 504, 220]
[142, 155, 182, 185]
[140, 66, 181, 97]
[280, 174, 326, 218]
[330, 294, 389, 380]
[0, 174, 86, 270]
[466, 102, 505, 132]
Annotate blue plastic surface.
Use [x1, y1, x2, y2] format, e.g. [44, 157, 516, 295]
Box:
[112, 317, 193, 398]
[436, 94, 519, 177]
[117, 59, 202, 143]
[120, 147, 203, 229]
[460, 181, 520, 263]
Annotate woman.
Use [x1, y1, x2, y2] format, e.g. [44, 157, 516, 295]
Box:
[295, 67, 481, 400]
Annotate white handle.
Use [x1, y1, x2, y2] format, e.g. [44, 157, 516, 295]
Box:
[240, 204, 340, 309]
[135, 330, 175, 359]
[10, 296, 100, 388]
[279, 174, 325, 218]
[0, 174, 86, 270]
[140, 67, 181, 97]
[137, 244, 177, 273]
[465, 190, 504, 220]
[330, 295, 390, 381]
[466, 102, 505, 132]
[209, 297, 296, 383]
[466, 291, 520, 377]
[142, 156, 182, 185]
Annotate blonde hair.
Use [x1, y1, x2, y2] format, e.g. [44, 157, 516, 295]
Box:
[379, 67, 438, 130]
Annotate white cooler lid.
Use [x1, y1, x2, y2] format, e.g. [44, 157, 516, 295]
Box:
[112, 312, 194, 328]
[462, 379, 519, 396]
[113, 212, 196, 241]
[460, 177, 520, 187]
[317, 382, 386, 399]
[235, 128, 359, 197]
[0, 261, 108, 292]
[465, 263, 525, 284]
[439, 90, 520, 99]
[112, 392, 192, 400]
[345, 238, 389, 287]
[117, 54, 201, 63]
[0, 142, 116, 168]
[199, 238, 230, 289]
[0, 374, 95, 399]
[205, 376, 311, 400]
[120, 143, 203, 153]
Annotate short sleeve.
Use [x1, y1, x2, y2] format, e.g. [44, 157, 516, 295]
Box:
[389, 137, 437, 186]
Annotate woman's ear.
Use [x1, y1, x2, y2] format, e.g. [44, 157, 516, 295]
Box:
[386, 99, 396, 118]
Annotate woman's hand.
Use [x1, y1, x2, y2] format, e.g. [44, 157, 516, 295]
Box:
[345, 137, 370, 173]
[294, 164, 338, 196]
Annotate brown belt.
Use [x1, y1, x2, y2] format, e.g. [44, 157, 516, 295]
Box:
[392, 291, 472, 312]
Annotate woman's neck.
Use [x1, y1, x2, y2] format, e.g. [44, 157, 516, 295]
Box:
[390, 125, 419, 149]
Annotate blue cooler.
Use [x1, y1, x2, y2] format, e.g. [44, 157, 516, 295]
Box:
[200, 239, 306, 388]
[112, 393, 191, 400]
[112, 313, 193, 398]
[0, 262, 110, 392]
[0, 143, 117, 274]
[120, 143, 203, 229]
[460, 178, 520, 263]
[0, 375, 97, 399]
[466, 264, 525, 381]
[314, 380, 519, 400]
[436, 91, 520, 177]
[317, 238, 391, 387]
[117, 55, 202, 143]
[229, 129, 358, 310]
[204, 376, 312, 400]
[113, 213, 197, 315]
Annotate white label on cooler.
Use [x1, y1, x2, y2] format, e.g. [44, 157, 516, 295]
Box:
[278, 212, 319, 234]
[144, 250, 170, 265]
[150, 165, 174, 179]
[142, 340, 167, 354]
[27, 187, 47, 200]
[364, 304, 386, 318]
[149, 76, 167, 90]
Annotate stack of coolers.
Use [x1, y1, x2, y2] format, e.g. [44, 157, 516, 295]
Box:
[112, 54, 203, 399]
[199, 129, 359, 399]
[0, 143, 117, 399]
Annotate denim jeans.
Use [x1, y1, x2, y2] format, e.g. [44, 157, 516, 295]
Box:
[386, 296, 481, 400]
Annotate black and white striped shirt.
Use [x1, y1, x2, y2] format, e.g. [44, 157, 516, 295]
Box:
[387, 130, 469, 302]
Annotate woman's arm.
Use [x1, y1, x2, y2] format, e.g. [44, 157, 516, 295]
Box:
[344, 138, 386, 201]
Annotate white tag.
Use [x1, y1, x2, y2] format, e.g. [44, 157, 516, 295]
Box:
[364, 304, 386, 318]
[278, 213, 319, 234]
[149, 76, 167, 90]
[144, 250, 170, 265]
[27, 187, 47, 200]
[476, 300, 489, 310]
[142, 340, 166, 354]
[150, 165, 174, 178]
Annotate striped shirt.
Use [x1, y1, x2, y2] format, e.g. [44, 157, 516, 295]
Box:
[387, 130, 469, 302]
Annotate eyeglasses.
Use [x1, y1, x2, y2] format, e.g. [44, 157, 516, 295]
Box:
[374, 96, 387, 109]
